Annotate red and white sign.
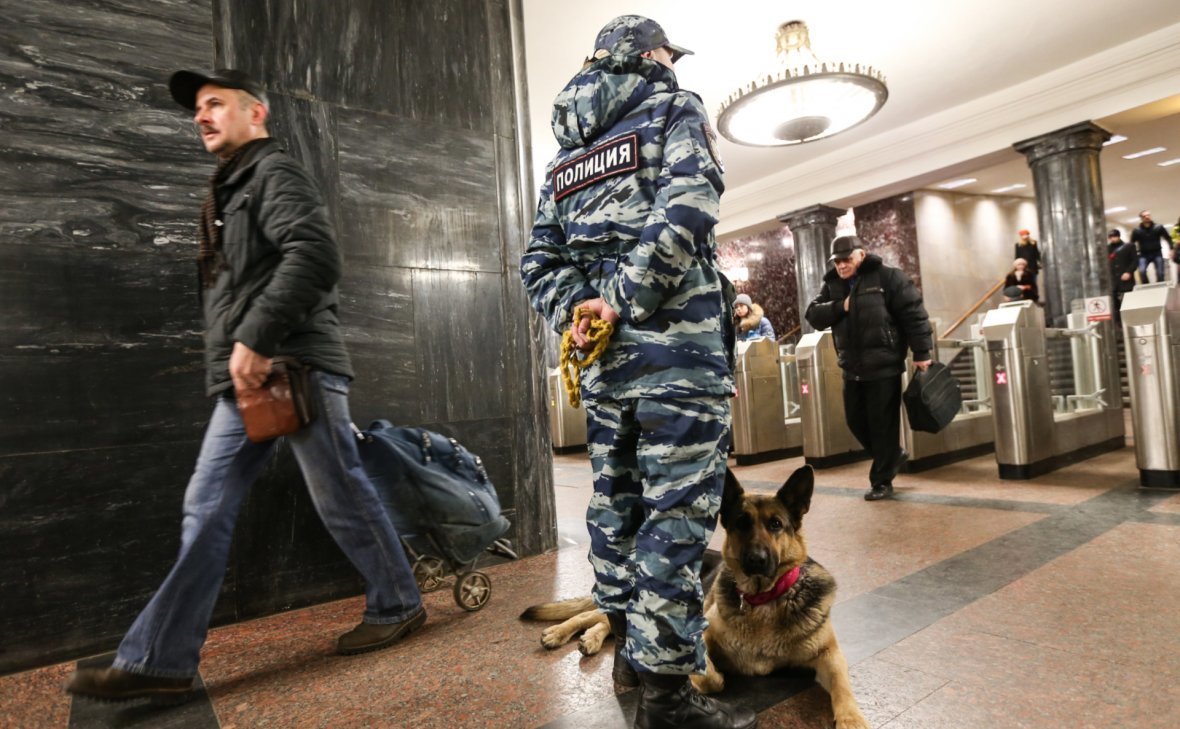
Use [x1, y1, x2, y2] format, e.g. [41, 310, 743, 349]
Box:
[801, 383, 810, 395]
[996, 371, 1008, 385]
[1085, 295, 1112, 322]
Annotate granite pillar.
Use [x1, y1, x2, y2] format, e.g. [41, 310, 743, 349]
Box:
[1014, 121, 1112, 327]
[779, 204, 846, 333]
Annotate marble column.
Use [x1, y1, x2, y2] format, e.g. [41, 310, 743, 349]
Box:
[779, 204, 845, 333]
[1013, 121, 1112, 327]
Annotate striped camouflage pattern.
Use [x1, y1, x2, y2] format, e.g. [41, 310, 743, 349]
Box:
[584, 395, 730, 673]
[520, 53, 732, 402]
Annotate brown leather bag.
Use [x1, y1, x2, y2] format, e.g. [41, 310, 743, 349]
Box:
[235, 356, 314, 443]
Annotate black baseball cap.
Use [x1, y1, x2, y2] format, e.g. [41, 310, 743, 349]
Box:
[169, 69, 269, 111]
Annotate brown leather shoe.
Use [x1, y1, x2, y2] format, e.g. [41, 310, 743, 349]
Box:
[66, 667, 194, 702]
[337, 606, 427, 655]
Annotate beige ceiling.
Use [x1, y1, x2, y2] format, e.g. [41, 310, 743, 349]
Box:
[521, 0, 1180, 239]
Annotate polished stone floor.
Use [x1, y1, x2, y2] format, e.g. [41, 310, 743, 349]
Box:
[4, 437, 1180, 728]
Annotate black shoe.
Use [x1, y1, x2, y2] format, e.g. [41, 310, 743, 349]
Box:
[864, 482, 894, 501]
[337, 606, 427, 655]
[607, 613, 639, 689]
[635, 673, 757, 729]
[887, 448, 909, 481]
[66, 667, 194, 702]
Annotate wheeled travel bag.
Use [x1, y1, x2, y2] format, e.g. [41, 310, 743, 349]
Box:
[903, 362, 962, 433]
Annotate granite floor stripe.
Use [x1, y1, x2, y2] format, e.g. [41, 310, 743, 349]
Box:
[67, 654, 218, 729]
[746, 478, 1075, 514]
[1129, 510, 1180, 526]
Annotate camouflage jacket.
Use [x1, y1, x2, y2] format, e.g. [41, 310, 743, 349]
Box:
[521, 54, 733, 401]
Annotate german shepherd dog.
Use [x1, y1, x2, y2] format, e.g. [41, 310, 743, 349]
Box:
[521, 466, 869, 729]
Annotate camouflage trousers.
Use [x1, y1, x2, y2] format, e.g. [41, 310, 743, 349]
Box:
[583, 395, 730, 674]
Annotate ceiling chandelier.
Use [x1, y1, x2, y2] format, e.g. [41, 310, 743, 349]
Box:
[716, 21, 888, 147]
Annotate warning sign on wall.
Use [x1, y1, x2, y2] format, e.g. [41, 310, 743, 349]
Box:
[1084, 296, 1112, 322]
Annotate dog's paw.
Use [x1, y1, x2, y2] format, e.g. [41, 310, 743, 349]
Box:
[690, 671, 725, 694]
[577, 624, 609, 656]
[540, 625, 574, 649]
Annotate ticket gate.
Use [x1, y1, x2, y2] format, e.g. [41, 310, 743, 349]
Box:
[546, 368, 586, 451]
[980, 300, 1124, 479]
[900, 323, 995, 471]
[1120, 283, 1180, 488]
[732, 338, 800, 464]
[796, 330, 866, 468]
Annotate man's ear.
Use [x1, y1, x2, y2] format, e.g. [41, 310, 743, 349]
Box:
[251, 100, 269, 129]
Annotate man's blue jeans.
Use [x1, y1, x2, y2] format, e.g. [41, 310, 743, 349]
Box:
[112, 372, 422, 678]
[1139, 254, 1167, 283]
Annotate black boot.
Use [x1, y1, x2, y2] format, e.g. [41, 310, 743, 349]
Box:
[607, 613, 639, 689]
[634, 672, 757, 729]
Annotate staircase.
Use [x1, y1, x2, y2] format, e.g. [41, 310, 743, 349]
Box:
[947, 349, 979, 402]
[1115, 329, 1130, 407]
[1046, 336, 1077, 403]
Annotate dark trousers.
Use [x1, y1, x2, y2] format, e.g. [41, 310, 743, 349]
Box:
[843, 375, 902, 486]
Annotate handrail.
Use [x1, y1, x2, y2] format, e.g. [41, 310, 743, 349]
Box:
[939, 277, 1007, 340]
[777, 325, 801, 343]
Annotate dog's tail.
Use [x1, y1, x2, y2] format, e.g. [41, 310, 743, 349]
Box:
[519, 595, 595, 621]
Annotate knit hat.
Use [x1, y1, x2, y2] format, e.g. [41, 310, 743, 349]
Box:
[734, 293, 752, 307]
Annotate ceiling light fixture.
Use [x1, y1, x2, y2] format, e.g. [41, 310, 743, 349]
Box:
[937, 178, 977, 190]
[1103, 135, 1128, 146]
[990, 183, 1027, 194]
[1105, 206, 1127, 214]
[715, 20, 887, 146]
[1122, 147, 1166, 160]
[1157, 157, 1180, 167]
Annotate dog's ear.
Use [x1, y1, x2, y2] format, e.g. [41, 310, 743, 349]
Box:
[720, 468, 745, 530]
[776, 465, 814, 530]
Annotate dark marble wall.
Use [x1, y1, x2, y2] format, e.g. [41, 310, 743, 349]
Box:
[0, 0, 552, 675]
[853, 194, 923, 292]
[717, 226, 800, 339]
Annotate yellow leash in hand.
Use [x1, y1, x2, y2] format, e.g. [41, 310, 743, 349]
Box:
[559, 305, 614, 408]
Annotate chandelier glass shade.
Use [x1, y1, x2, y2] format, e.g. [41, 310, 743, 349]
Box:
[716, 21, 888, 147]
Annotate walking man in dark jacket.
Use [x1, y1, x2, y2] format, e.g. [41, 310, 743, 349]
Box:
[1132, 210, 1173, 284]
[1109, 229, 1138, 323]
[67, 69, 424, 702]
[805, 236, 934, 501]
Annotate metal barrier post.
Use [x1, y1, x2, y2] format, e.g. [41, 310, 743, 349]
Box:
[981, 301, 1055, 477]
[795, 330, 866, 468]
[1121, 283, 1180, 487]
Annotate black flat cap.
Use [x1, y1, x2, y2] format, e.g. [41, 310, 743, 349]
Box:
[829, 235, 864, 262]
[169, 69, 268, 111]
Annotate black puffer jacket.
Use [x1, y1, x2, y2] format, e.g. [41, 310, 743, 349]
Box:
[202, 141, 353, 395]
[804, 254, 933, 381]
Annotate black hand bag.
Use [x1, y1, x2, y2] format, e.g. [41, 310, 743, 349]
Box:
[903, 361, 962, 433]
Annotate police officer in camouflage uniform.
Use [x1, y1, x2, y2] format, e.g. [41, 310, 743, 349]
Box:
[521, 15, 755, 729]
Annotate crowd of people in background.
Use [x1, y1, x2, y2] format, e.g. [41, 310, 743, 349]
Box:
[1004, 212, 1177, 311]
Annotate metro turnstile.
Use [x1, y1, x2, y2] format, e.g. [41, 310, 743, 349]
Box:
[900, 324, 995, 471]
[980, 300, 1124, 479]
[1120, 283, 1180, 488]
[732, 338, 800, 464]
[547, 368, 586, 451]
[796, 330, 866, 467]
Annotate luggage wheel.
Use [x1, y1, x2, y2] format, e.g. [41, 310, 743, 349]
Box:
[453, 570, 492, 611]
[412, 555, 447, 593]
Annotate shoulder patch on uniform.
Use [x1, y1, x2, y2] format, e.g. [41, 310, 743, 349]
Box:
[703, 121, 724, 173]
[552, 134, 639, 202]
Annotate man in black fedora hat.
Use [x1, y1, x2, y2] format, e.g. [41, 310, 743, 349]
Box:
[805, 235, 933, 501]
[66, 69, 424, 702]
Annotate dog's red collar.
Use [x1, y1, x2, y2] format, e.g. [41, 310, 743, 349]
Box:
[738, 564, 802, 607]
